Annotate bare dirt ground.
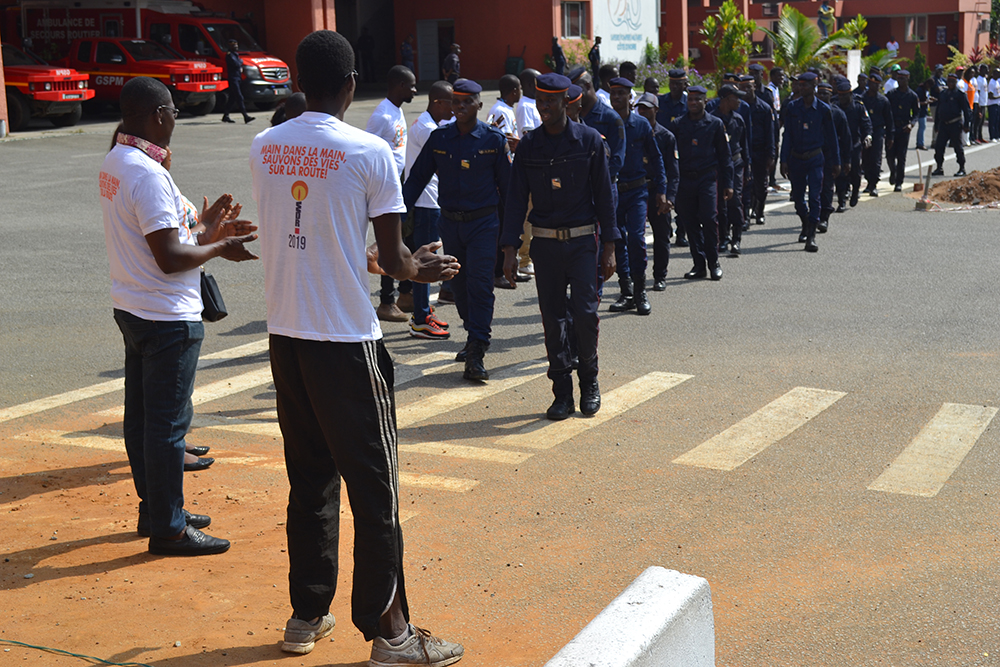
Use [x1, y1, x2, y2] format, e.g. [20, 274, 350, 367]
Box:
[926, 166, 1000, 205]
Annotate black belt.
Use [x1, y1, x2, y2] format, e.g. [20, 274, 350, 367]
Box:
[530, 223, 597, 241]
[617, 177, 647, 193]
[731, 150, 742, 163]
[441, 206, 496, 222]
[790, 148, 822, 160]
[944, 116, 963, 125]
[680, 167, 716, 180]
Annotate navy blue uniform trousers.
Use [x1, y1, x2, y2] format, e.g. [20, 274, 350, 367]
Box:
[676, 172, 719, 271]
[614, 188, 649, 283]
[790, 154, 825, 223]
[439, 212, 498, 343]
[531, 235, 601, 398]
[836, 145, 863, 204]
[718, 161, 745, 244]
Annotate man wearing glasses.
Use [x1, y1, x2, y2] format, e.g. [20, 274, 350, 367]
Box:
[100, 76, 258, 556]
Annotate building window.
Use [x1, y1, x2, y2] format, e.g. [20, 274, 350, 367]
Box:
[562, 2, 585, 39]
[905, 15, 927, 42]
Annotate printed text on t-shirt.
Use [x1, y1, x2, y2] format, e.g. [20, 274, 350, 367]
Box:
[259, 144, 347, 179]
[99, 171, 120, 200]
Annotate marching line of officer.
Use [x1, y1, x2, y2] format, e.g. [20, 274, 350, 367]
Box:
[885, 69, 920, 192]
[833, 78, 872, 211]
[712, 84, 750, 257]
[608, 76, 668, 315]
[668, 85, 733, 281]
[862, 72, 894, 197]
[738, 74, 776, 228]
[634, 93, 679, 292]
[657, 69, 690, 247]
[932, 71, 972, 177]
[402, 78, 511, 383]
[816, 81, 851, 234]
[500, 73, 619, 421]
[780, 71, 840, 253]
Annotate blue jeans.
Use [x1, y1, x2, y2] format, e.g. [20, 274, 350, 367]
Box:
[114, 309, 203, 538]
[411, 207, 442, 323]
[917, 116, 927, 147]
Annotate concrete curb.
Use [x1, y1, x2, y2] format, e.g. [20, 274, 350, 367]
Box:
[545, 566, 715, 667]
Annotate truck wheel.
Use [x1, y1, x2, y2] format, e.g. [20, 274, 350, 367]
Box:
[5, 91, 30, 132]
[254, 100, 277, 111]
[213, 90, 228, 114]
[50, 104, 83, 127]
[187, 94, 216, 116]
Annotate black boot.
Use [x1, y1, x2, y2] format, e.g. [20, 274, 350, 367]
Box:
[463, 339, 489, 381]
[798, 214, 809, 243]
[609, 277, 635, 312]
[546, 394, 576, 420]
[634, 276, 651, 316]
[805, 221, 819, 253]
[580, 379, 601, 415]
[817, 214, 829, 234]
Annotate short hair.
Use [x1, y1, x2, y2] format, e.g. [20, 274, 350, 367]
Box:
[620, 61, 637, 72]
[296, 30, 354, 100]
[770, 67, 783, 76]
[643, 77, 659, 93]
[599, 64, 618, 81]
[120, 76, 170, 117]
[387, 65, 414, 87]
[284, 92, 307, 118]
[499, 74, 520, 96]
[519, 68, 539, 88]
[428, 80, 453, 101]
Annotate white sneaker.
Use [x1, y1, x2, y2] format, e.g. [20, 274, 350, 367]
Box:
[369, 625, 464, 666]
[520, 262, 535, 275]
[282, 613, 335, 654]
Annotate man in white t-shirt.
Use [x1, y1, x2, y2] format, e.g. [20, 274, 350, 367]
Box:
[514, 68, 542, 137]
[487, 74, 520, 138]
[367, 65, 417, 323]
[597, 63, 618, 107]
[886, 37, 899, 57]
[976, 64, 989, 142]
[988, 67, 1000, 141]
[249, 31, 464, 666]
[101, 77, 258, 556]
[405, 80, 455, 339]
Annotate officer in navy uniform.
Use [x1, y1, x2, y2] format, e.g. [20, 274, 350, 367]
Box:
[833, 78, 872, 210]
[738, 75, 776, 227]
[712, 84, 749, 256]
[634, 93, 679, 292]
[885, 69, 919, 192]
[862, 72, 894, 196]
[931, 72, 972, 177]
[816, 81, 851, 233]
[780, 71, 840, 253]
[668, 85, 733, 281]
[607, 77, 668, 315]
[221, 39, 254, 124]
[403, 78, 510, 382]
[501, 73, 618, 421]
[656, 69, 690, 246]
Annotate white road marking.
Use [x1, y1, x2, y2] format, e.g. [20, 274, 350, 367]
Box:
[399, 442, 532, 464]
[398, 472, 479, 492]
[868, 403, 998, 497]
[496, 372, 692, 450]
[673, 387, 846, 471]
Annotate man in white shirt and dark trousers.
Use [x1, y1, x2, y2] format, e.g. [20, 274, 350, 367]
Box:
[405, 80, 455, 340]
[102, 77, 258, 556]
[514, 69, 543, 280]
[249, 31, 465, 666]
[367, 65, 417, 323]
[988, 68, 1000, 141]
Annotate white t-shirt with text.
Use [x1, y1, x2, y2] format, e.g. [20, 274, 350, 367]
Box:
[249, 112, 407, 342]
[514, 97, 542, 137]
[366, 97, 407, 176]
[100, 144, 201, 321]
[405, 110, 443, 209]
[487, 98, 518, 137]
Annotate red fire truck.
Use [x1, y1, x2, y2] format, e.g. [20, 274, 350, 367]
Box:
[57, 37, 225, 114]
[3, 0, 291, 110]
[2, 42, 93, 130]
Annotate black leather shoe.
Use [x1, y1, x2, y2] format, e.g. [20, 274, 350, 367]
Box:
[717, 242, 728, 254]
[243, 115, 255, 124]
[955, 169, 967, 177]
[931, 168, 944, 176]
[710, 264, 723, 281]
[798, 232, 808, 243]
[138, 509, 211, 537]
[456, 340, 488, 362]
[609, 295, 635, 312]
[148, 525, 230, 556]
[729, 242, 741, 257]
[836, 202, 847, 213]
[850, 192, 859, 207]
[683, 268, 706, 279]
[676, 237, 689, 247]
[221, 116, 235, 123]
[187, 445, 210, 457]
[546, 395, 576, 421]
[756, 214, 765, 225]
[893, 185, 902, 192]
[635, 291, 651, 315]
[817, 221, 828, 234]
[652, 279, 667, 291]
[580, 381, 601, 416]
[184, 457, 214, 472]
[869, 189, 879, 197]
[805, 237, 819, 252]
[463, 341, 489, 382]
[742, 221, 750, 232]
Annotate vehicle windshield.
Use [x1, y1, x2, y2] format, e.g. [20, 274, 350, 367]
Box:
[2, 44, 44, 66]
[118, 40, 178, 61]
[203, 23, 262, 52]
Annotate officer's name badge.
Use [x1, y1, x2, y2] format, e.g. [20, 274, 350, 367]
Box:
[643, 157, 649, 163]
[692, 138, 698, 146]
[479, 149, 497, 154]
[460, 159, 471, 169]
[551, 177, 562, 189]
[433, 149, 447, 155]
[803, 123, 809, 130]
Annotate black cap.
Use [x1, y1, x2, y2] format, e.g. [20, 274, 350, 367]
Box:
[717, 84, 747, 99]
[738, 74, 754, 82]
[818, 82, 833, 91]
[869, 72, 882, 83]
[635, 92, 658, 108]
[668, 69, 687, 80]
[836, 80, 852, 92]
[748, 63, 765, 72]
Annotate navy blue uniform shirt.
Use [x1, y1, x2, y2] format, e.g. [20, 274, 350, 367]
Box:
[225, 50, 242, 80]
[780, 96, 840, 167]
[712, 108, 749, 167]
[668, 112, 734, 191]
[707, 97, 753, 152]
[618, 111, 667, 196]
[650, 122, 679, 203]
[935, 87, 972, 126]
[746, 95, 775, 157]
[886, 87, 919, 130]
[403, 119, 511, 213]
[835, 96, 873, 147]
[862, 92, 894, 135]
[656, 91, 688, 128]
[502, 119, 618, 247]
[581, 100, 626, 181]
[829, 103, 851, 167]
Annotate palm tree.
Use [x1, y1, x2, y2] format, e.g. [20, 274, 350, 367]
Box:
[760, 5, 853, 76]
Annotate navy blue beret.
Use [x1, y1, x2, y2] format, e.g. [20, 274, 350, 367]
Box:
[748, 63, 765, 72]
[568, 84, 583, 101]
[836, 80, 852, 92]
[536, 73, 571, 94]
[609, 77, 634, 88]
[452, 78, 482, 95]
[668, 69, 687, 80]
[567, 66, 587, 82]
[798, 72, 818, 82]
[687, 85, 708, 94]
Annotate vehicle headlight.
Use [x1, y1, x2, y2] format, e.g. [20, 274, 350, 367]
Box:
[213, 73, 219, 81]
[28, 83, 35, 91]
[183, 74, 190, 82]
[78, 80, 85, 89]
[44, 82, 52, 91]
[243, 65, 261, 81]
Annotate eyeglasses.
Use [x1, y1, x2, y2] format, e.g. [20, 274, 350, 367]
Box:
[157, 105, 180, 118]
[345, 69, 358, 81]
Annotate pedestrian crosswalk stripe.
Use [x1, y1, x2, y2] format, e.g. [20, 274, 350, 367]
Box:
[15, 429, 122, 452]
[495, 372, 693, 450]
[192, 367, 274, 406]
[395, 360, 548, 429]
[673, 387, 846, 471]
[868, 403, 998, 497]
[399, 442, 532, 464]
[398, 472, 479, 492]
[210, 421, 282, 438]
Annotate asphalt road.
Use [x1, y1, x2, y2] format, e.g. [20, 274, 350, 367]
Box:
[2, 97, 1000, 666]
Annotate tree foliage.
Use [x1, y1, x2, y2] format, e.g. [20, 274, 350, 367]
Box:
[837, 15, 870, 52]
[699, 0, 757, 83]
[760, 5, 853, 76]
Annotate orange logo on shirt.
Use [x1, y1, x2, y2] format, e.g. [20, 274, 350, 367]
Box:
[291, 180, 309, 201]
